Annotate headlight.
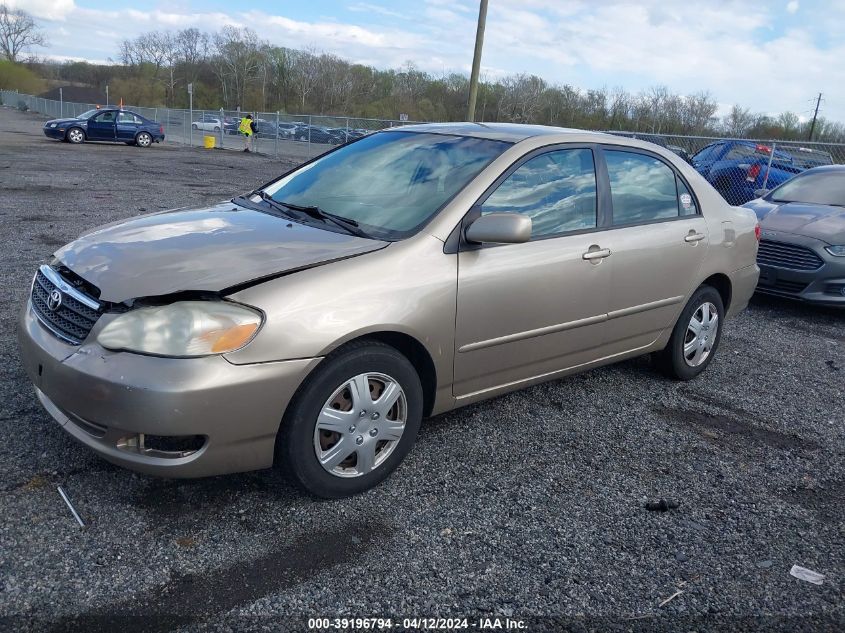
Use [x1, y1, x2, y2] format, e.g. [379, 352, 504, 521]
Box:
[50, 123, 57, 128]
[97, 301, 262, 357]
[825, 245, 845, 257]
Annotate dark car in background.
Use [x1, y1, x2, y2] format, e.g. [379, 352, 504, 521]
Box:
[692, 140, 833, 206]
[43, 108, 165, 147]
[744, 165, 845, 305]
[289, 124, 344, 145]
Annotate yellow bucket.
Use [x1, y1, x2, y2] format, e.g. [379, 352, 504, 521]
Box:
[203, 135, 215, 149]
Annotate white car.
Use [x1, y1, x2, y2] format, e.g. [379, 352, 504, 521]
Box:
[191, 114, 223, 132]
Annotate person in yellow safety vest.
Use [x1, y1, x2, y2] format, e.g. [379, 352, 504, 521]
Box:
[239, 114, 257, 152]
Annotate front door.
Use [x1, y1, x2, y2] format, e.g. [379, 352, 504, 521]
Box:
[597, 147, 709, 352]
[87, 110, 117, 141]
[453, 146, 612, 398]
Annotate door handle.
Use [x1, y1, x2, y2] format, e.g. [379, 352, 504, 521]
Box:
[582, 247, 612, 260]
[684, 233, 706, 243]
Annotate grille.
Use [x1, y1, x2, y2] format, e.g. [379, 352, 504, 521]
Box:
[31, 268, 101, 344]
[757, 240, 824, 271]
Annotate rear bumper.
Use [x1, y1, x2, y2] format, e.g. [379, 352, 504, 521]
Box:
[727, 264, 760, 317]
[17, 299, 321, 477]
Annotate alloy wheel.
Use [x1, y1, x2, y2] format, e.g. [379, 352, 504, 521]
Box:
[137, 133, 152, 147]
[683, 302, 719, 367]
[68, 129, 84, 143]
[313, 372, 407, 478]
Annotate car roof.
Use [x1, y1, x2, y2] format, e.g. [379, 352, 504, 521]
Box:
[385, 122, 613, 143]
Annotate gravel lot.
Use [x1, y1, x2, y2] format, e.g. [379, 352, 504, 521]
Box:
[0, 106, 842, 632]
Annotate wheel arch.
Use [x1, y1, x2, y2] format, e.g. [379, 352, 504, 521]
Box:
[701, 272, 732, 313]
[65, 126, 86, 141]
[308, 330, 438, 418]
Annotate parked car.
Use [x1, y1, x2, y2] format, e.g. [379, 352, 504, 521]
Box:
[290, 124, 344, 145]
[278, 122, 307, 138]
[327, 128, 369, 143]
[690, 140, 830, 206]
[608, 132, 691, 163]
[42, 108, 165, 147]
[18, 125, 759, 497]
[223, 116, 242, 135]
[744, 165, 845, 305]
[191, 114, 224, 132]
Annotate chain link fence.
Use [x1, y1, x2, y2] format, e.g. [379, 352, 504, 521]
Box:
[1, 90, 415, 162]
[5, 90, 844, 206]
[607, 131, 845, 206]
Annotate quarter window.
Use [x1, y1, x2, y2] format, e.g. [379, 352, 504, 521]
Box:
[481, 148, 597, 237]
[605, 150, 679, 225]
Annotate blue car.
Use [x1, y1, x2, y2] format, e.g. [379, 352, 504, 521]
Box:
[43, 108, 165, 148]
[692, 140, 834, 206]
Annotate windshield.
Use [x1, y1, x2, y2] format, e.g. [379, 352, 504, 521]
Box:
[261, 131, 511, 239]
[769, 170, 845, 206]
[780, 148, 834, 170]
[77, 109, 100, 119]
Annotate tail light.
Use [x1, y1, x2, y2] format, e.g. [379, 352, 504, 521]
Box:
[160, 125, 164, 134]
[754, 224, 761, 241]
[746, 163, 761, 182]
[755, 144, 771, 154]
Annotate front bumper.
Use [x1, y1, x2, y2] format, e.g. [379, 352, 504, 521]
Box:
[17, 300, 321, 477]
[43, 126, 66, 140]
[755, 236, 845, 306]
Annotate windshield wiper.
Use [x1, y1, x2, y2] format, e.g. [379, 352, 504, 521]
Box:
[276, 200, 372, 239]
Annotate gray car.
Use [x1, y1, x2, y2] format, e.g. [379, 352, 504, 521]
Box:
[745, 165, 845, 305]
[17, 123, 760, 498]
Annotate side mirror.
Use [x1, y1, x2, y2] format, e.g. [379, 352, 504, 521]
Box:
[465, 213, 531, 244]
[753, 188, 769, 198]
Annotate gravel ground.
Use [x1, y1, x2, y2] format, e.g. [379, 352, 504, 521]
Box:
[0, 106, 843, 632]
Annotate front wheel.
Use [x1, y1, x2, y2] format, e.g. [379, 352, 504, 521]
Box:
[277, 341, 423, 498]
[135, 132, 153, 148]
[654, 285, 724, 380]
[66, 127, 85, 144]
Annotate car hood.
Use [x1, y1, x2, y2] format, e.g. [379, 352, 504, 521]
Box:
[45, 118, 88, 126]
[55, 202, 389, 303]
[744, 198, 845, 244]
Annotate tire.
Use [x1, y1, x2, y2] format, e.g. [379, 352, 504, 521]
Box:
[135, 132, 153, 148]
[66, 127, 85, 144]
[277, 341, 423, 498]
[214, 126, 220, 132]
[191, 124, 198, 130]
[654, 285, 724, 380]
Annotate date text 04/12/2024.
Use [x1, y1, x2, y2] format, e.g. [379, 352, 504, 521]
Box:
[307, 617, 528, 630]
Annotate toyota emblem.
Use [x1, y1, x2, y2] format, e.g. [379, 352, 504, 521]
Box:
[47, 289, 63, 312]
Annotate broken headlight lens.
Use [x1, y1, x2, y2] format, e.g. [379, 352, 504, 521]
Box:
[97, 301, 262, 357]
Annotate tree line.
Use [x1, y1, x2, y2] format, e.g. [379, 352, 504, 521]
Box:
[5, 15, 844, 142]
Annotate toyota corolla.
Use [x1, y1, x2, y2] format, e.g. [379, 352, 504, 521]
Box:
[18, 124, 759, 498]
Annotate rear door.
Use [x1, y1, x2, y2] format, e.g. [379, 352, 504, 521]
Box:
[87, 110, 117, 141]
[597, 147, 709, 353]
[453, 146, 614, 398]
[116, 111, 141, 142]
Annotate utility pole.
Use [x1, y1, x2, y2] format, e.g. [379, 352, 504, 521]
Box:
[466, 0, 489, 122]
[808, 92, 822, 141]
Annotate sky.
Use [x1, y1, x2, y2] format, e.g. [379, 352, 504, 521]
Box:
[10, 0, 845, 122]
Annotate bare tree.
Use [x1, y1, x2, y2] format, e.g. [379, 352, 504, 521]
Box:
[0, 4, 47, 62]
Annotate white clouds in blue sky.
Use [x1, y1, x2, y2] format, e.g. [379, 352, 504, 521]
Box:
[10, 0, 845, 121]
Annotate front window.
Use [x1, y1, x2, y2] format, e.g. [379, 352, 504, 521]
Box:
[77, 109, 99, 119]
[481, 148, 597, 237]
[262, 131, 511, 239]
[768, 171, 845, 207]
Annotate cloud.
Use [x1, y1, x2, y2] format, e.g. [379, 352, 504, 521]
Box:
[5, 0, 76, 21]
[786, 1, 800, 13]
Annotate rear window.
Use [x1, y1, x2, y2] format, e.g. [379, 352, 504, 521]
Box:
[780, 148, 834, 170]
[605, 150, 679, 224]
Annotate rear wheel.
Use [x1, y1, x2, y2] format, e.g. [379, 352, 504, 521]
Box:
[135, 132, 153, 148]
[66, 127, 85, 144]
[277, 341, 423, 498]
[654, 285, 724, 380]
